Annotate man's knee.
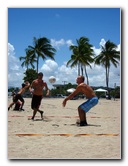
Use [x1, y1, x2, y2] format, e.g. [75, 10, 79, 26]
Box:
[78, 106, 83, 112]
[22, 100, 25, 104]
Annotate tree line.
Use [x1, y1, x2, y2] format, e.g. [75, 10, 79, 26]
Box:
[19, 36, 120, 95]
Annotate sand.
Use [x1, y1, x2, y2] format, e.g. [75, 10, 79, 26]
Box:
[8, 97, 121, 159]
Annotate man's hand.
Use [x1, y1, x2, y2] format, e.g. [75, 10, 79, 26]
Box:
[46, 90, 50, 96]
[46, 92, 50, 97]
[62, 99, 67, 107]
[30, 89, 33, 94]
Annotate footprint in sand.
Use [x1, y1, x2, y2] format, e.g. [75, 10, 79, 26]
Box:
[52, 124, 59, 127]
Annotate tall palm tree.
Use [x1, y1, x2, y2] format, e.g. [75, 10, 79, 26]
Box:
[26, 37, 56, 73]
[94, 40, 120, 93]
[67, 37, 94, 84]
[67, 45, 81, 75]
[19, 49, 36, 70]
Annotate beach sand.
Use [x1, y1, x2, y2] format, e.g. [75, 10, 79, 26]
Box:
[8, 97, 121, 159]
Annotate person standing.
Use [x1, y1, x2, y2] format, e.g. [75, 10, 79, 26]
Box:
[62, 76, 98, 126]
[29, 72, 50, 120]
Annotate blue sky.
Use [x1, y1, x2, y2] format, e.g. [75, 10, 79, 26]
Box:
[8, 8, 120, 88]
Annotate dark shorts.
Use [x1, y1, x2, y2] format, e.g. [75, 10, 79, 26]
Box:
[79, 96, 98, 113]
[31, 95, 42, 109]
[13, 94, 24, 103]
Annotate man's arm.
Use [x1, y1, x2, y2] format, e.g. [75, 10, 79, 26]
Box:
[29, 81, 34, 93]
[24, 81, 30, 89]
[45, 83, 50, 96]
[62, 86, 81, 107]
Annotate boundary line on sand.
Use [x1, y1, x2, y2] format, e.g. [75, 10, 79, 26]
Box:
[16, 133, 119, 137]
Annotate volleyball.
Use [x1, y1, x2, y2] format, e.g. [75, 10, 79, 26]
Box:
[49, 76, 56, 83]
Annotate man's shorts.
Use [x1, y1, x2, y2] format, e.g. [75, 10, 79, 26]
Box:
[31, 95, 42, 109]
[79, 96, 98, 113]
[13, 94, 24, 103]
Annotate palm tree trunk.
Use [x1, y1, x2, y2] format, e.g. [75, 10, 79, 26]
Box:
[106, 67, 109, 90]
[106, 67, 108, 89]
[78, 62, 80, 76]
[36, 56, 39, 73]
[106, 66, 111, 99]
[85, 66, 89, 85]
[81, 64, 84, 76]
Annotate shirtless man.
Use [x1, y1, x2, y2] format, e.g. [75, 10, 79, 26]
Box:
[8, 81, 30, 111]
[62, 76, 98, 126]
[29, 72, 50, 120]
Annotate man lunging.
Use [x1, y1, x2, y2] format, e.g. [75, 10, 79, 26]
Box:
[8, 81, 30, 111]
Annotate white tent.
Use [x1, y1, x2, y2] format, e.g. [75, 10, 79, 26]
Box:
[95, 88, 108, 92]
[67, 88, 76, 93]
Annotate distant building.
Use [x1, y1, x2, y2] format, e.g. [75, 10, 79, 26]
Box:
[52, 84, 66, 90]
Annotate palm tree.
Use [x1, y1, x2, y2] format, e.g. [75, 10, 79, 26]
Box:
[67, 37, 94, 84]
[26, 37, 56, 73]
[67, 45, 81, 76]
[94, 40, 120, 94]
[19, 49, 37, 70]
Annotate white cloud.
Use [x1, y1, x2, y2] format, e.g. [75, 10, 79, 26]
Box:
[8, 43, 15, 55]
[8, 39, 120, 89]
[8, 43, 25, 87]
[117, 44, 120, 51]
[57, 64, 77, 83]
[40, 60, 77, 88]
[92, 46, 101, 56]
[66, 40, 74, 47]
[50, 38, 73, 49]
[99, 39, 120, 52]
[100, 38, 106, 47]
[40, 59, 120, 89]
[8, 43, 19, 64]
[41, 59, 58, 76]
[51, 39, 65, 49]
